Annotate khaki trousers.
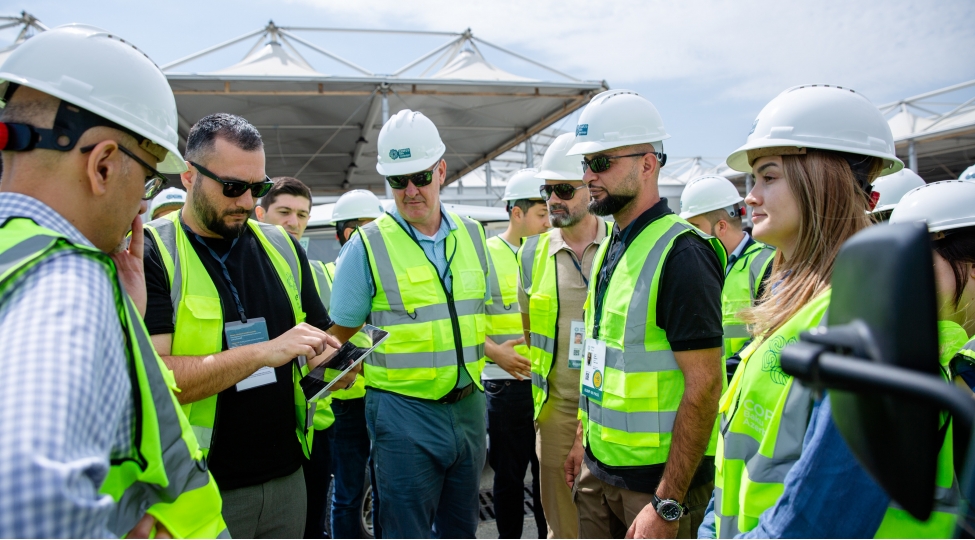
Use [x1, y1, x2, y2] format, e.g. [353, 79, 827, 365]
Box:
[573, 462, 713, 539]
[536, 401, 580, 539]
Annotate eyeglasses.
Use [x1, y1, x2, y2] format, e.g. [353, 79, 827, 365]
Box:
[581, 152, 666, 174]
[190, 161, 274, 198]
[385, 170, 435, 190]
[539, 183, 587, 201]
[80, 142, 168, 200]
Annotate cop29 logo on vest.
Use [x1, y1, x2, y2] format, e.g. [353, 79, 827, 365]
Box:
[762, 335, 795, 386]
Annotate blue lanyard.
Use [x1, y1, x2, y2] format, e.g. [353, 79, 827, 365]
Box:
[184, 222, 248, 323]
[404, 213, 457, 287]
[568, 252, 589, 288]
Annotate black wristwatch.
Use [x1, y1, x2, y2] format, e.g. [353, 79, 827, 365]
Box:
[651, 492, 687, 522]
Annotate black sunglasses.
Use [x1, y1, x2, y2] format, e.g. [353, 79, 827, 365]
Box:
[385, 170, 436, 190]
[80, 143, 168, 200]
[539, 183, 587, 202]
[581, 152, 667, 174]
[190, 161, 274, 198]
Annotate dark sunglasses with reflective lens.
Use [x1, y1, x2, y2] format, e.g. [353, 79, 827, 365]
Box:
[539, 183, 587, 201]
[80, 143, 168, 200]
[190, 161, 274, 198]
[385, 170, 435, 190]
[581, 151, 667, 174]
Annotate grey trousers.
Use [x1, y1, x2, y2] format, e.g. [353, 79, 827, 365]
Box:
[222, 466, 307, 539]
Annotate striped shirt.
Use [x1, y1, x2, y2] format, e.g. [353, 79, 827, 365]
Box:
[0, 193, 134, 538]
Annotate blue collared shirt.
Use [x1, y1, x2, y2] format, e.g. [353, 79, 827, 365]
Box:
[698, 393, 889, 538]
[0, 193, 135, 538]
[328, 204, 492, 388]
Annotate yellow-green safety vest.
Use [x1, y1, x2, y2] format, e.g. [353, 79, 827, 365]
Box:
[485, 236, 530, 365]
[581, 214, 726, 466]
[721, 240, 775, 361]
[308, 260, 336, 431]
[0, 217, 227, 538]
[358, 212, 489, 400]
[714, 291, 959, 538]
[519, 220, 613, 420]
[145, 211, 316, 458]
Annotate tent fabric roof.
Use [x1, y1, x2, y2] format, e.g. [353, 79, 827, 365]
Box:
[164, 23, 607, 195]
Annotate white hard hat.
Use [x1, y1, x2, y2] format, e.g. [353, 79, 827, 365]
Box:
[889, 180, 975, 233]
[331, 189, 385, 223]
[567, 89, 670, 156]
[870, 168, 925, 214]
[679, 175, 744, 219]
[726, 85, 902, 178]
[502, 168, 544, 201]
[958, 164, 975, 181]
[0, 25, 186, 173]
[149, 187, 186, 218]
[375, 109, 446, 176]
[536, 133, 584, 181]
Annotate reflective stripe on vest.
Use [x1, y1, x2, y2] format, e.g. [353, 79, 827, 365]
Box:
[0, 218, 227, 538]
[713, 292, 829, 538]
[145, 211, 314, 458]
[485, 236, 529, 354]
[359, 212, 488, 400]
[721, 242, 775, 360]
[581, 215, 726, 466]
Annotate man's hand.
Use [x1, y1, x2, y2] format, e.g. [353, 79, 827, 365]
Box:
[112, 214, 147, 316]
[486, 337, 531, 380]
[261, 323, 330, 368]
[564, 423, 584, 488]
[626, 503, 679, 539]
[127, 514, 172, 539]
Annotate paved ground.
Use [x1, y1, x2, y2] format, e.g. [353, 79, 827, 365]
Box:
[475, 461, 542, 539]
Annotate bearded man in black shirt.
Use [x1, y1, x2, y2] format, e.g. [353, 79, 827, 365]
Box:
[143, 113, 353, 538]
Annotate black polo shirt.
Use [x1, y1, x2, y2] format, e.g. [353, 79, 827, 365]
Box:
[144, 220, 332, 491]
[585, 197, 725, 494]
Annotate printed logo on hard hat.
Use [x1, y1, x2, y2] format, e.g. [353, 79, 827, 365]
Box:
[748, 119, 758, 136]
[166, 193, 182, 200]
[576, 124, 588, 136]
[389, 148, 412, 160]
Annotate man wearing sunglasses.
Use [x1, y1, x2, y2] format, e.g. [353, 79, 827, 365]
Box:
[143, 113, 348, 538]
[0, 25, 225, 537]
[327, 109, 493, 538]
[517, 132, 611, 539]
[561, 90, 726, 539]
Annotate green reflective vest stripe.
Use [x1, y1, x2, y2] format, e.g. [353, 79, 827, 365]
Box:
[308, 259, 336, 430]
[873, 321, 963, 538]
[721, 241, 775, 360]
[0, 218, 227, 538]
[485, 236, 529, 356]
[145, 211, 315, 458]
[581, 215, 726, 466]
[311, 260, 368, 403]
[359, 212, 489, 400]
[713, 291, 829, 538]
[521, 221, 612, 420]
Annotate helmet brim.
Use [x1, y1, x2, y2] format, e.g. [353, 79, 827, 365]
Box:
[726, 139, 904, 178]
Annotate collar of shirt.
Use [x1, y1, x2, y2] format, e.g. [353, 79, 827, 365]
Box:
[729, 231, 752, 261]
[389, 203, 454, 243]
[547, 216, 609, 257]
[0, 192, 95, 248]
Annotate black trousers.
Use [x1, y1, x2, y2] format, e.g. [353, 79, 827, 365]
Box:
[304, 426, 333, 539]
[485, 379, 547, 538]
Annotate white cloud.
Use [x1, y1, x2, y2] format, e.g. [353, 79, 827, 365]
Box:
[291, 0, 975, 102]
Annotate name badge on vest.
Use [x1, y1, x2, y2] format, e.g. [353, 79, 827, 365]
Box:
[582, 338, 606, 401]
[568, 320, 586, 369]
[226, 317, 277, 391]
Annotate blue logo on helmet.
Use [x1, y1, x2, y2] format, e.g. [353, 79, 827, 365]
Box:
[576, 124, 588, 136]
[389, 149, 398, 160]
[389, 148, 412, 160]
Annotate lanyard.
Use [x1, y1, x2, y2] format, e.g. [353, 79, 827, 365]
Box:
[568, 252, 589, 288]
[404, 213, 458, 288]
[592, 223, 635, 338]
[185, 222, 248, 323]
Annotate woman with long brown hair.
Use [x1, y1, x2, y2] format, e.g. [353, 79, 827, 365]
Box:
[696, 85, 956, 539]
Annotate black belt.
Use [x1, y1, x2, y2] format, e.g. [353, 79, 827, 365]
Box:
[438, 383, 475, 404]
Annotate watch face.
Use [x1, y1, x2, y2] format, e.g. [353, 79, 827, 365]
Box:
[659, 501, 683, 522]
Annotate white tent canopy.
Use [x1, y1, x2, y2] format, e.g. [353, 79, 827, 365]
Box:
[162, 22, 607, 196]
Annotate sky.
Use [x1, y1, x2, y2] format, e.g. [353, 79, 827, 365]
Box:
[3, 0, 974, 161]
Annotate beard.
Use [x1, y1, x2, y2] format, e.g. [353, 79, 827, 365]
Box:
[194, 185, 250, 239]
[548, 202, 587, 228]
[588, 193, 635, 217]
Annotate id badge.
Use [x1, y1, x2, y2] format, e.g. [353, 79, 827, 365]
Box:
[225, 317, 277, 392]
[582, 338, 606, 402]
[567, 320, 586, 369]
